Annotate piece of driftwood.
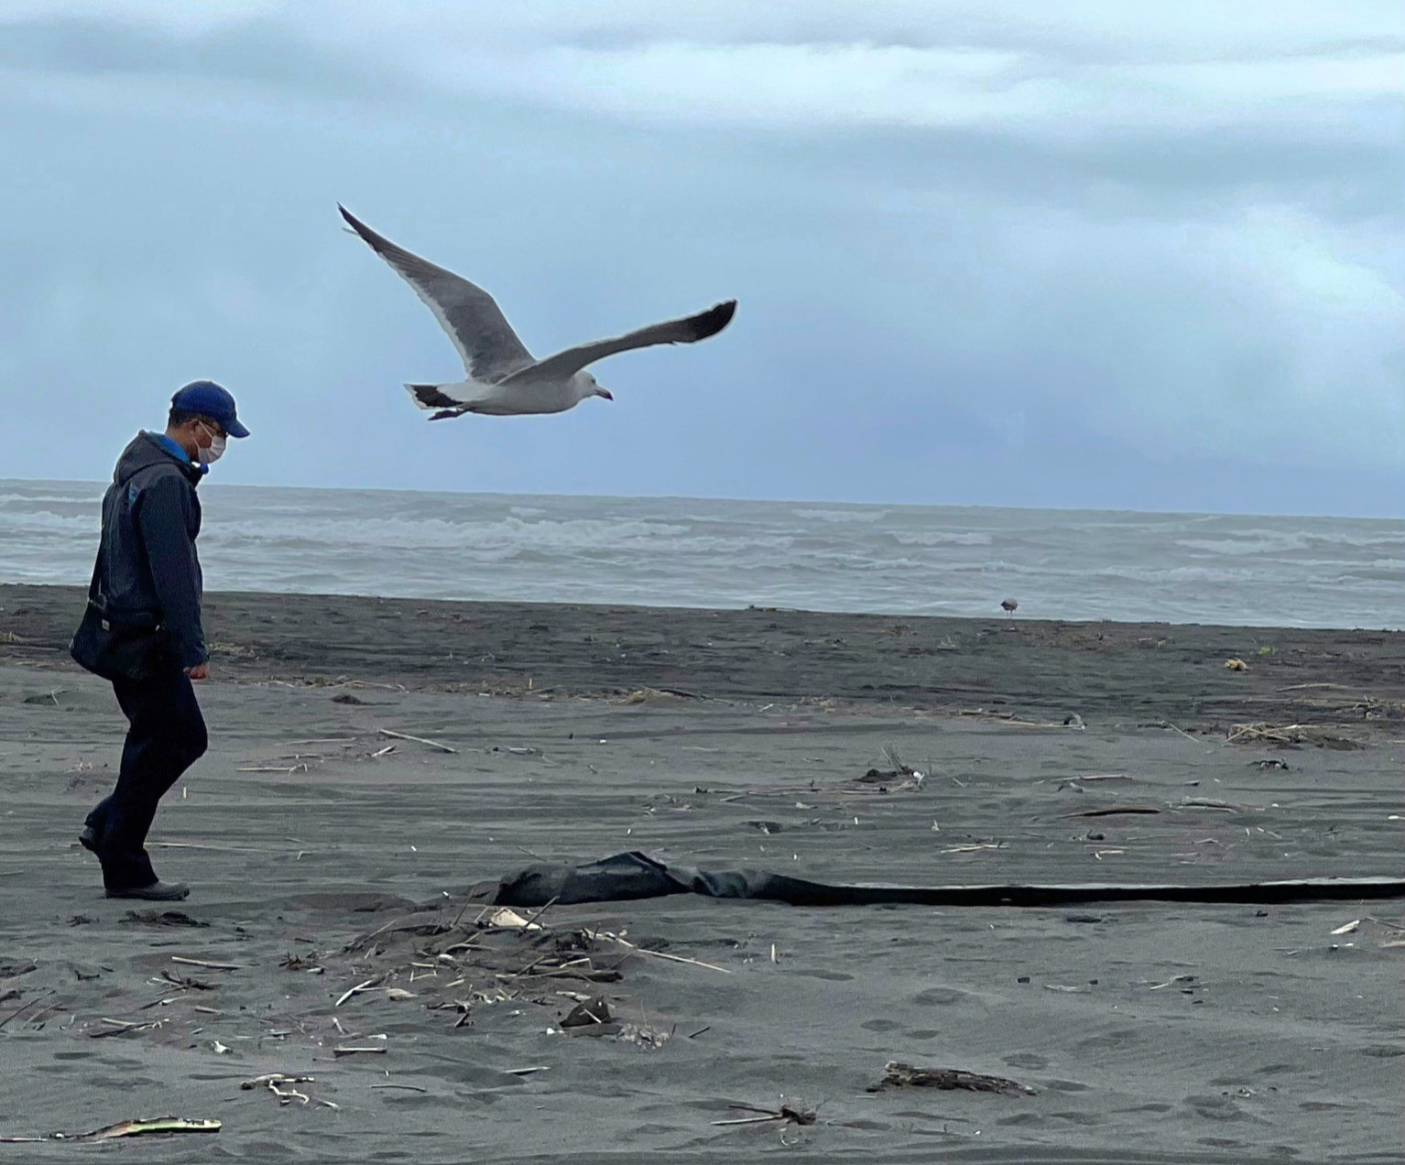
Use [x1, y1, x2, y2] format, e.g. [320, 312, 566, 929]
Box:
[869, 1061, 1033, 1095]
[0, 1117, 220, 1143]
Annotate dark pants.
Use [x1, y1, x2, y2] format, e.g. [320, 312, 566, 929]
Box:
[86, 669, 207, 889]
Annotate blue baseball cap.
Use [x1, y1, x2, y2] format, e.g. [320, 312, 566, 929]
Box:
[171, 380, 249, 438]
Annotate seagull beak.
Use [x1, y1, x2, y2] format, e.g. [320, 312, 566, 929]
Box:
[596, 388, 614, 402]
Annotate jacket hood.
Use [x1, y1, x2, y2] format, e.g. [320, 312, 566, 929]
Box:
[113, 432, 203, 487]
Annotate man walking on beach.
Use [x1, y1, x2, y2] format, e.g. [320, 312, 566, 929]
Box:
[73, 381, 249, 901]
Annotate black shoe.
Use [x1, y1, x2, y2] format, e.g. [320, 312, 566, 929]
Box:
[105, 881, 190, 902]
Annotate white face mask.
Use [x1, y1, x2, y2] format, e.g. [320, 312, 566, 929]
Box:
[197, 422, 227, 466]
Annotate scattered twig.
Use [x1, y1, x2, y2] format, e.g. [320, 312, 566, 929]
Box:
[0, 989, 55, 1032]
[712, 1103, 817, 1128]
[171, 956, 242, 971]
[334, 975, 386, 1008]
[240, 1075, 316, 1107]
[377, 728, 457, 754]
[585, 929, 732, 974]
[1146, 720, 1204, 745]
[1226, 722, 1361, 750]
[516, 897, 559, 931]
[333, 1045, 387, 1057]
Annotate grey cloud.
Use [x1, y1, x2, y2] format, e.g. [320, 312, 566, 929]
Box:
[0, 14, 401, 99]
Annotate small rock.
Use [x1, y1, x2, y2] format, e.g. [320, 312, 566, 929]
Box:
[560, 997, 612, 1029]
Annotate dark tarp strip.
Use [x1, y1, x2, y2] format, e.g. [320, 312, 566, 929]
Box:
[487, 851, 1405, 908]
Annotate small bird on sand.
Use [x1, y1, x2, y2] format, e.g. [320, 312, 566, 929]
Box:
[339, 205, 737, 419]
[1001, 598, 1019, 617]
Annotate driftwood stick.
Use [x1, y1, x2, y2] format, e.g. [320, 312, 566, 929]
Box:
[240, 1074, 315, 1089]
[334, 975, 385, 1008]
[171, 956, 242, 971]
[0, 1117, 221, 1144]
[377, 728, 457, 754]
[585, 929, 732, 974]
[0, 990, 55, 1032]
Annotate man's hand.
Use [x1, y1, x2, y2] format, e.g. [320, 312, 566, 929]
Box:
[184, 663, 209, 682]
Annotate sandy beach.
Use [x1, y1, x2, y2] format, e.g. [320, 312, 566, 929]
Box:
[1, 583, 1401, 1162]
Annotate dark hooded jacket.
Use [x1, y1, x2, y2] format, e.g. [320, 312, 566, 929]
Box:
[92, 432, 208, 670]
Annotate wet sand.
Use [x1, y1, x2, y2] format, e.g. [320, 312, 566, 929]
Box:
[1, 584, 1402, 1162]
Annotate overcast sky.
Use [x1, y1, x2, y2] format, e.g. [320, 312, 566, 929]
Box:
[2, 1, 1402, 515]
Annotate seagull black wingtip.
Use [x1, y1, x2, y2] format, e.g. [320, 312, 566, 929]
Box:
[694, 299, 738, 340]
[338, 204, 377, 243]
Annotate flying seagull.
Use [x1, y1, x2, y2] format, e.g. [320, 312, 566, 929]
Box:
[339, 205, 737, 419]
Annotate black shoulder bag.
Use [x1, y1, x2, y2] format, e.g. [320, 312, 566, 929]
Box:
[69, 557, 171, 682]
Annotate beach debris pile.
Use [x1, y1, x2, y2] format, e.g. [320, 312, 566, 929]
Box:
[334, 898, 690, 1051]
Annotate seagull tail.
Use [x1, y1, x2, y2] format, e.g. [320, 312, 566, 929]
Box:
[404, 384, 464, 412]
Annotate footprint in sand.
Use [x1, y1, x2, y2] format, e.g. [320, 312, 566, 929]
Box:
[1185, 1094, 1250, 1122]
[861, 1018, 902, 1033]
[911, 986, 970, 1006]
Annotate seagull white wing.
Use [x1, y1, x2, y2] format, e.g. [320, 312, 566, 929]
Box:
[500, 301, 737, 385]
[339, 205, 534, 382]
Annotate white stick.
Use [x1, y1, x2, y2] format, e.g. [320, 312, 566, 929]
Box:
[378, 728, 457, 754]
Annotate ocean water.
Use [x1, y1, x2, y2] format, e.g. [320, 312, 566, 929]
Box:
[1, 478, 1402, 629]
